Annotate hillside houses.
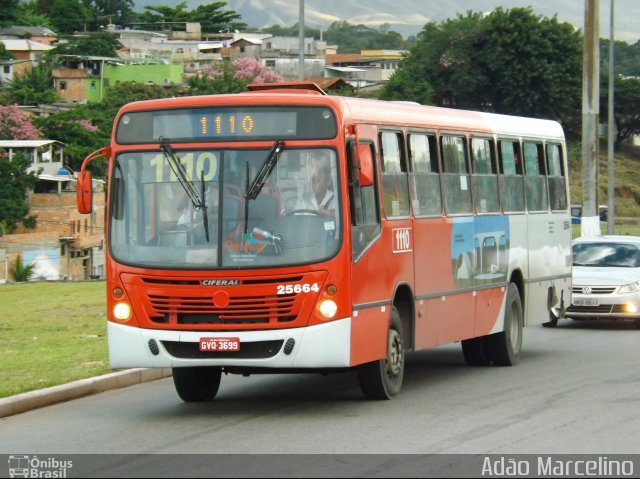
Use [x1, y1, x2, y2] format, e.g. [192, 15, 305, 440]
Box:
[2, 22, 406, 103]
[0, 22, 405, 282]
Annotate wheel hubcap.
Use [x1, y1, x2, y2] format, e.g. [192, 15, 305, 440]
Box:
[386, 330, 403, 377]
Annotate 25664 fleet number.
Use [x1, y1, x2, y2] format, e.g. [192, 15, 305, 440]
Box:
[277, 283, 320, 295]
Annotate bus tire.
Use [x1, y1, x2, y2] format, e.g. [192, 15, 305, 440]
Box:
[172, 366, 222, 402]
[358, 307, 405, 400]
[488, 283, 523, 366]
[461, 336, 491, 366]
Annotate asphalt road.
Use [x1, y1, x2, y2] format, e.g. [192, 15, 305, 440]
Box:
[1, 319, 638, 475]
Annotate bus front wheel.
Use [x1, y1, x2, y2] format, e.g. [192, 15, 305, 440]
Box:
[358, 307, 405, 400]
[172, 366, 222, 402]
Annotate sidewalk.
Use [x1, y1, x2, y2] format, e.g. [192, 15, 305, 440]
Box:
[0, 368, 172, 418]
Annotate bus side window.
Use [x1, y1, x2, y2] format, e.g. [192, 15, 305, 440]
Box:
[409, 132, 441, 217]
[523, 141, 548, 212]
[348, 141, 381, 261]
[498, 139, 525, 213]
[380, 131, 410, 218]
[441, 135, 472, 215]
[471, 137, 499, 213]
[546, 143, 567, 211]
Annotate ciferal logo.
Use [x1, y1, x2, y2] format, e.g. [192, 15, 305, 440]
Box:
[201, 279, 241, 286]
[8, 455, 73, 478]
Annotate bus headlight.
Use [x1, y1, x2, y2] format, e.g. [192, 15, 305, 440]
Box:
[625, 304, 638, 314]
[113, 302, 132, 321]
[318, 299, 338, 319]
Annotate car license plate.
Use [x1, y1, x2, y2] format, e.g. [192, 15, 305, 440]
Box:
[199, 337, 240, 352]
[573, 298, 600, 307]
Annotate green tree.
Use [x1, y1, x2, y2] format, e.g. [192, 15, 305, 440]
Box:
[4, 64, 58, 105]
[381, 13, 484, 106]
[84, 0, 135, 29]
[34, 105, 108, 171]
[0, 151, 38, 232]
[324, 20, 411, 53]
[134, 1, 245, 32]
[0, 44, 14, 61]
[479, 8, 581, 125]
[601, 76, 640, 149]
[50, 0, 89, 34]
[188, 2, 246, 32]
[15, 1, 56, 29]
[0, 0, 20, 26]
[36, 82, 172, 172]
[101, 80, 172, 108]
[380, 8, 582, 128]
[600, 39, 640, 78]
[50, 32, 122, 57]
[9, 254, 36, 282]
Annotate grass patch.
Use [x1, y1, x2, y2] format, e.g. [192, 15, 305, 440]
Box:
[0, 281, 109, 398]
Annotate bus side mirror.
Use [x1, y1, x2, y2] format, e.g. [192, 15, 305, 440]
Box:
[76, 147, 110, 214]
[77, 170, 93, 214]
[356, 143, 374, 187]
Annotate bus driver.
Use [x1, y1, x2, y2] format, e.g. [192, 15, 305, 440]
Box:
[294, 164, 335, 217]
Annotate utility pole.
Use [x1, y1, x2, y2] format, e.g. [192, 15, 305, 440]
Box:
[298, 0, 305, 81]
[607, 0, 616, 235]
[581, 0, 601, 237]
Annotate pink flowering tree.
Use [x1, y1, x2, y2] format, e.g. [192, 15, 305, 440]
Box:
[187, 58, 285, 95]
[231, 57, 285, 83]
[0, 105, 40, 140]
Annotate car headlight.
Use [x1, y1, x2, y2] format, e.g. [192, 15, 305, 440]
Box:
[618, 282, 640, 294]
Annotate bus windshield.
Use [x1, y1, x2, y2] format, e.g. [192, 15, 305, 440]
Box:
[109, 147, 341, 269]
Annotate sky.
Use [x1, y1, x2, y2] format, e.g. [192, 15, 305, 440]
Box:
[137, 0, 639, 44]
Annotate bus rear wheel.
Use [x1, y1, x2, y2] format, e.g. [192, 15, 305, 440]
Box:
[487, 283, 523, 366]
[358, 307, 405, 400]
[172, 366, 222, 402]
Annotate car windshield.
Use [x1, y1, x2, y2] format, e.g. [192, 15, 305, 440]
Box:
[109, 147, 341, 269]
[572, 242, 640, 267]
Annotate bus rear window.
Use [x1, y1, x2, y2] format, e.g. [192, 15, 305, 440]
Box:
[116, 106, 337, 144]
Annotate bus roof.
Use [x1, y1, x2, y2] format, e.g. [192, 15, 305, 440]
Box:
[118, 91, 565, 142]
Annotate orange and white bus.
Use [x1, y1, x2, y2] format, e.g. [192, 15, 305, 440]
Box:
[77, 82, 571, 401]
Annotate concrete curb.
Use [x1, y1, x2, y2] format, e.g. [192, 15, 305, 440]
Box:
[0, 368, 173, 418]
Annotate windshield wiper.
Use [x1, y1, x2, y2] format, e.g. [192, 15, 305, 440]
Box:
[242, 141, 284, 237]
[200, 172, 210, 243]
[159, 137, 210, 242]
[245, 141, 284, 200]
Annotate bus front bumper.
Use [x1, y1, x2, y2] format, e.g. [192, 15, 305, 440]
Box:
[107, 318, 352, 369]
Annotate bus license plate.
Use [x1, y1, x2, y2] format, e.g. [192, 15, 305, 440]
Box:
[199, 337, 240, 352]
[573, 298, 600, 307]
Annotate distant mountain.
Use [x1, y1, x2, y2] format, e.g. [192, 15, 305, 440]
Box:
[133, 0, 640, 43]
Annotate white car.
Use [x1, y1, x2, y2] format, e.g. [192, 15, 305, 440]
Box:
[566, 235, 640, 328]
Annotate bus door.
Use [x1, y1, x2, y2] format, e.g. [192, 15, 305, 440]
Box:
[348, 126, 408, 366]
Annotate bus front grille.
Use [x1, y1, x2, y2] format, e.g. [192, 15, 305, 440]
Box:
[148, 293, 297, 325]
